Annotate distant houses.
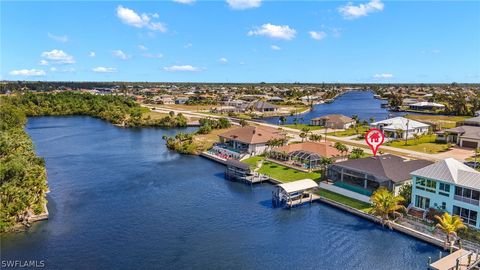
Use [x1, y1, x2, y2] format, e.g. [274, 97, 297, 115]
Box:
[439, 126, 480, 148]
[324, 155, 433, 202]
[370, 117, 430, 140]
[436, 116, 480, 149]
[408, 102, 445, 111]
[410, 158, 480, 229]
[310, 114, 356, 129]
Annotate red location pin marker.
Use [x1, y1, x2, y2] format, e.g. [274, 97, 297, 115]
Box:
[365, 128, 385, 156]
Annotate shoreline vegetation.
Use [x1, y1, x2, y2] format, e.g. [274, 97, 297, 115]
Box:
[0, 105, 48, 233]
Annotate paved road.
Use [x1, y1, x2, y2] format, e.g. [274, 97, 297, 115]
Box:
[147, 105, 473, 162]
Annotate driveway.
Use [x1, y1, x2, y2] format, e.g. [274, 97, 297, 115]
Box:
[432, 146, 474, 161]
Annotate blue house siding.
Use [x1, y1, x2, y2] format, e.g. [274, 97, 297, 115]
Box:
[411, 175, 480, 229]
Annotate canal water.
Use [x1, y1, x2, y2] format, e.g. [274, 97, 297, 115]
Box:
[263, 90, 405, 125]
[1, 116, 441, 270]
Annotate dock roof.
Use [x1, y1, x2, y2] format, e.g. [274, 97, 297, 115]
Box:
[278, 179, 318, 194]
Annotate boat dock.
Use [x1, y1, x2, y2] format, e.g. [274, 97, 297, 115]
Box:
[429, 249, 480, 270]
[272, 179, 320, 208]
[224, 159, 270, 185]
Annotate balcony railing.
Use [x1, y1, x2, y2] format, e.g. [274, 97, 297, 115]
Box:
[454, 195, 480, 206]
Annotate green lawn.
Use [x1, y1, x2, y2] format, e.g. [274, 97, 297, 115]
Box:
[242, 156, 321, 183]
[385, 134, 450, 154]
[327, 126, 369, 137]
[405, 114, 469, 129]
[283, 124, 324, 131]
[317, 189, 372, 212]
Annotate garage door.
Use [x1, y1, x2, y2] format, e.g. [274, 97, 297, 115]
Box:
[462, 140, 479, 148]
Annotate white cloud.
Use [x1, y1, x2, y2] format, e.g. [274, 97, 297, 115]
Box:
[309, 31, 327, 40]
[270, 45, 281, 51]
[338, 0, 384, 20]
[39, 60, 49, 66]
[9, 69, 46, 76]
[227, 0, 261, 10]
[89, 52, 96, 57]
[432, 49, 441, 54]
[173, 0, 196, 4]
[41, 49, 75, 64]
[116, 5, 167, 32]
[219, 57, 228, 64]
[47, 33, 68, 43]
[112, 50, 131, 60]
[163, 65, 202, 72]
[373, 73, 394, 79]
[248, 23, 296, 40]
[143, 53, 164, 58]
[184, 43, 193, 48]
[138, 45, 148, 51]
[92, 67, 117, 73]
[50, 67, 75, 73]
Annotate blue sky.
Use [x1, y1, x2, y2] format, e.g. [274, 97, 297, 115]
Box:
[1, 0, 479, 83]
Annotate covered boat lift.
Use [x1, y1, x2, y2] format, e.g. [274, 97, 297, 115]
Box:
[272, 179, 320, 208]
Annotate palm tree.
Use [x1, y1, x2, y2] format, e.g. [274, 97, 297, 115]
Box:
[279, 116, 287, 125]
[434, 212, 467, 251]
[369, 187, 406, 229]
[300, 127, 311, 141]
[334, 142, 348, 157]
[412, 133, 419, 145]
[320, 157, 333, 180]
[309, 134, 322, 142]
[239, 119, 248, 127]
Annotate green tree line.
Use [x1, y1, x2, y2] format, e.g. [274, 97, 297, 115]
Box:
[0, 105, 48, 232]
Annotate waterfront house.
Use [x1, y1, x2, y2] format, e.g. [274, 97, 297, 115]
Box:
[310, 114, 356, 129]
[410, 158, 480, 229]
[370, 117, 430, 140]
[269, 141, 345, 170]
[215, 125, 286, 157]
[438, 125, 480, 149]
[408, 102, 445, 111]
[324, 155, 432, 202]
[249, 101, 278, 113]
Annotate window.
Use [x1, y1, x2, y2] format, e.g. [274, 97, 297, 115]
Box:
[453, 206, 478, 226]
[439, 183, 450, 193]
[454, 186, 480, 206]
[441, 202, 446, 210]
[415, 195, 430, 209]
[416, 177, 436, 193]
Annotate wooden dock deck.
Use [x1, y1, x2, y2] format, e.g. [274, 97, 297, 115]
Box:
[286, 193, 320, 207]
[429, 249, 480, 270]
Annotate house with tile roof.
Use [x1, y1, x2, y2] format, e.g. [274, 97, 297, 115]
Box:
[212, 126, 286, 159]
[323, 154, 432, 202]
[310, 114, 356, 129]
[269, 141, 346, 170]
[411, 158, 480, 229]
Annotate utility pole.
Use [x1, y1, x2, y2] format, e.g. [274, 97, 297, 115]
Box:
[405, 119, 410, 145]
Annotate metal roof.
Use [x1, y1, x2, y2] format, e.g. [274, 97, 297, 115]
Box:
[411, 158, 480, 190]
[278, 179, 318, 194]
